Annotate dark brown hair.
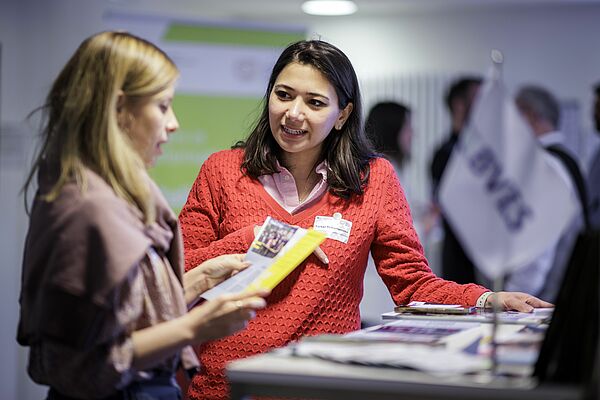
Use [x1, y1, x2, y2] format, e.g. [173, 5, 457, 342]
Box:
[234, 40, 375, 199]
[365, 101, 411, 168]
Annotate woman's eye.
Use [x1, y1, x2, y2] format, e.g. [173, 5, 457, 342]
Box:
[275, 90, 290, 99]
[310, 99, 325, 107]
[159, 104, 169, 113]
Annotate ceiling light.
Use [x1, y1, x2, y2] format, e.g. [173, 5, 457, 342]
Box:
[301, 0, 358, 16]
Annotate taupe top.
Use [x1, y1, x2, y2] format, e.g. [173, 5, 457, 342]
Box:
[17, 163, 199, 398]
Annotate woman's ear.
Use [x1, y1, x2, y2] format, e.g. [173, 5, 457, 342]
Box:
[335, 102, 354, 130]
[116, 91, 129, 130]
[116, 90, 126, 113]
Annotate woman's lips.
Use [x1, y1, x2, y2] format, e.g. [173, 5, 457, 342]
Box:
[282, 125, 307, 136]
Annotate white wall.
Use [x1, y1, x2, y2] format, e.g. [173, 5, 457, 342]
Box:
[2, 1, 600, 398]
[311, 4, 600, 145]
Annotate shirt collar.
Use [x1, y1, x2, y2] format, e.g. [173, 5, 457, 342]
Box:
[538, 130, 565, 147]
[273, 159, 329, 180]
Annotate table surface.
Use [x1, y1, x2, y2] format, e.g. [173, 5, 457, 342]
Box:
[227, 312, 580, 400]
[227, 350, 581, 400]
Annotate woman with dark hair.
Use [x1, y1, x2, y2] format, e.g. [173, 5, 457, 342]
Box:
[178, 40, 551, 400]
[365, 101, 413, 172]
[363, 102, 416, 324]
[238, 40, 368, 200]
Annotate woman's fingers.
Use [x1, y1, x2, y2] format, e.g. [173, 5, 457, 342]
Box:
[489, 291, 554, 312]
[202, 254, 251, 278]
[313, 246, 329, 264]
[187, 289, 270, 342]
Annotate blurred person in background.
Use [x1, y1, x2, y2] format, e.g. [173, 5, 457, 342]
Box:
[514, 84, 588, 301]
[587, 83, 600, 229]
[429, 76, 483, 284]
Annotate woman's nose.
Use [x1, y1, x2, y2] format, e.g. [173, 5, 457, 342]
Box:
[166, 108, 179, 133]
[286, 99, 305, 121]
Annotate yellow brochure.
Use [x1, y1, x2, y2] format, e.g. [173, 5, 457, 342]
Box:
[246, 228, 326, 291]
[200, 216, 326, 301]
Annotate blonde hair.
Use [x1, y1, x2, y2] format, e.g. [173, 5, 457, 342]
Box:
[25, 31, 179, 224]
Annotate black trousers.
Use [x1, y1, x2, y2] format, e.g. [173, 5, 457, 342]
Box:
[46, 374, 182, 400]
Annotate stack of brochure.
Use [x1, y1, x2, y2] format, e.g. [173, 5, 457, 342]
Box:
[286, 318, 542, 375]
[287, 319, 491, 374]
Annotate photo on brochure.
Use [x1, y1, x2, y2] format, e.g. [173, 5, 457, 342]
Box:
[249, 218, 298, 258]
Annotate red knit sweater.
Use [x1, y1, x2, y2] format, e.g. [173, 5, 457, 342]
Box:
[179, 148, 487, 400]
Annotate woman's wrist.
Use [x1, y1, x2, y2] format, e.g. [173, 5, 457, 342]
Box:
[130, 314, 197, 369]
[183, 268, 209, 305]
[178, 313, 200, 346]
[476, 291, 494, 309]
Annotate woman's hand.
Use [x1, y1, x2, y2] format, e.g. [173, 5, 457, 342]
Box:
[184, 289, 270, 343]
[131, 289, 269, 369]
[184, 254, 250, 305]
[485, 291, 554, 312]
[254, 224, 328, 264]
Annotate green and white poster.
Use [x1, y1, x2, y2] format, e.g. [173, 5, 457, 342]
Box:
[105, 13, 305, 211]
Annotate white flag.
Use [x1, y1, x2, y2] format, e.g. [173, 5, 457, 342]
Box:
[438, 69, 578, 280]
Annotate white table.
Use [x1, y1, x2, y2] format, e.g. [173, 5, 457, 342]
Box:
[227, 350, 581, 400]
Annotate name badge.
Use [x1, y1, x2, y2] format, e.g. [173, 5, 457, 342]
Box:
[313, 213, 352, 243]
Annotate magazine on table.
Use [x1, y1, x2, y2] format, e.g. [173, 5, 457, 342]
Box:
[200, 216, 326, 300]
[285, 319, 536, 374]
[394, 301, 476, 315]
[382, 307, 553, 325]
[287, 319, 491, 374]
[342, 319, 481, 345]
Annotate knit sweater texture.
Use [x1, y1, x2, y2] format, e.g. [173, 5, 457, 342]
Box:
[179, 148, 487, 399]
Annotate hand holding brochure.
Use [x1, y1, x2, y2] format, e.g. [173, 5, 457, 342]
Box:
[201, 217, 326, 300]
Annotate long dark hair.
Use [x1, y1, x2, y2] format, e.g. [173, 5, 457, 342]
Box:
[365, 101, 411, 168]
[235, 40, 375, 199]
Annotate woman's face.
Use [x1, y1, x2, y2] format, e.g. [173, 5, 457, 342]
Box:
[122, 85, 178, 167]
[268, 62, 352, 164]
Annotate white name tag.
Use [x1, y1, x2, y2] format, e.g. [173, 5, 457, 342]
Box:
[313, 213, 352, 243]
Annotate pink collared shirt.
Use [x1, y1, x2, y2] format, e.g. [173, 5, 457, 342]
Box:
[258, 160, 329, 214]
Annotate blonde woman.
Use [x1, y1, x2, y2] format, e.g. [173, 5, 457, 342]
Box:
[17, 31, 268, 400]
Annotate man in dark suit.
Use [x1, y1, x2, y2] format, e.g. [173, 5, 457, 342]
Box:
[587, 83, 600, 229]
[429, 76, 482, 284]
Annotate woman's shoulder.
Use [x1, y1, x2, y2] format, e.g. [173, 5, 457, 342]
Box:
[48, 169, 143, 233]
[369, 156, 396, 178]
[204, 148, 244, 166]
[26, 169, 150, 310]
[362, 156, 402, 197]
[199, 148, 245, 185]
